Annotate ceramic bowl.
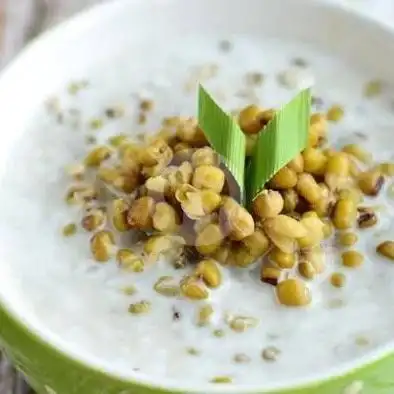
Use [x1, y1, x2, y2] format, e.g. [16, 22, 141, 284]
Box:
[1, 1, 394, 393]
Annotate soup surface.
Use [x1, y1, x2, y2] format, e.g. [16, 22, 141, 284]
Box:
[1, 35, 394, 387]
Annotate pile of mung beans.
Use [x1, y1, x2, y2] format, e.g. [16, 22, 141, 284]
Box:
[63, 101, 394, 308]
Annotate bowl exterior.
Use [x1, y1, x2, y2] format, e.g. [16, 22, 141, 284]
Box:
[2, 302, 394, 394]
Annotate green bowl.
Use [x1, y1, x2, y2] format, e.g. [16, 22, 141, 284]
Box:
[2, 0, 394, 393]
[2, 296, 394, 394]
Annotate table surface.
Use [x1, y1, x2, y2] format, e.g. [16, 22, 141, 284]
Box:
[0, 0, 394, 392]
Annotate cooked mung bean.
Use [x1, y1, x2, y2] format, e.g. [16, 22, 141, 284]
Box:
[108, 134, 128, 147]
[180, 276, 209, 300]
[152, 202, 179, 233]
[322, 219, 334, 239]
[82, 208, 106, 232]
[200, 190, 222, 214]
[145, 176, 169, 198]
[313, 193, 333, 217]
[176, 120, 207, 146]
[192, 165, 225, 194]
[62, 223, 77, 237]
[173, 141, 190, 153]
[338, 188, 363, 205]
[238, 104, 263, 135]
[276, 278, 311, 307]
[127, 196, 155, 230]
[342, 144, 372, 164]
[338, 232, 358, 247]
[84, 146, 112, 167]
[357, 207, 378, 229]
[66, 163, 85, 179]
[330, 272, 346, 288]
[298, 261, 316, 280]
[242, 229, 270, 258]
[364, 79, 383, 97]
[232, 245, 256, 267]
[140, 99, 154, 112]
[264, 215, 307, 239]
[333, 198, 357, 230]
[302, 211, 319, 220]
[308, 113, 327, 147]
[112, 199, 130, 232]
[358, 170, 385, 196]
[176, 162, 194, 185]
[264, 227, 296, 254]
[197, 304, 214, 326]
[139, 138, 170, 166]
[213, 329, 225, 338]
[211, 244, 231, 265]
[325, 154, 350, 190]
[297, 216, 325, 248]
[220, 198, 254, 241]
[186, 347, 200, 356]
[325, 152, 349, 177]
[122, 285, 137, 296]
[228, 315, 259, 332]
[302, 147, 327, 175]
[195, 224, 224, 256]
[117, 249, 144, 272]
[90, 230, 115, 262]
[191, 147, 219, 167]
[296, 173, 322, 204]
[233, 353, 251, 363]
[153, 276, 180, 297]
[327, 104, 344, 122]
[379, 162, 394, 176]
[97, 167, 119, 184]
[143, 235, 184, 262]
[252, 190, 284, 219]
[65, 184, 97, 205]
[260, 265, 281, 286]
[342, 250, 364, 268]
[128, 300, 151, 314]
[287, 154, 304, 173]
[210, 376, 232, 384]
[282, 189, 299, 213]
[301, 246, 325, 274]
[269, 248, 295, 269]
[376, 241, 394, 260]
[195, 259, 222, 288]
[89, 118, 104, 130]
[270, 167, 298, 189]
[261, 346, 281, 362]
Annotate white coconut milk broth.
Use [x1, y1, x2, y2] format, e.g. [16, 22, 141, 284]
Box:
[2, 35, 394, 387]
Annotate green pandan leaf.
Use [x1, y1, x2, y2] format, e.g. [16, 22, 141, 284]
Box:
[198, 85, 246, 202]
[246, 88, 311, 205]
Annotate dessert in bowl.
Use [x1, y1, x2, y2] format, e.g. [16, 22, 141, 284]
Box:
[2, 1, 394, 393]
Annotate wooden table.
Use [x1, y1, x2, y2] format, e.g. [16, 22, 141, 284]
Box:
[0, 0, 393, 392]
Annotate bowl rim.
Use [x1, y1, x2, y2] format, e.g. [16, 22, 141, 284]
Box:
[1, 0, 394, 392]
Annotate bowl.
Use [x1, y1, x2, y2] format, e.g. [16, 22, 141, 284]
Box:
[1, 0, 394, 393]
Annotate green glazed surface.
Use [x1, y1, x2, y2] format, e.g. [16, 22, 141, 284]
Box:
[1, 300, 394, 393]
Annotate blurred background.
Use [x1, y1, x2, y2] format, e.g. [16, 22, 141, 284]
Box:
[0, 0, 394, 393]
[0, 0, 100, 67]
[1, 0, 394, 68]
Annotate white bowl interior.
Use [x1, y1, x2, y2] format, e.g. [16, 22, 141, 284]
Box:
[1, 0, 394, 392]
